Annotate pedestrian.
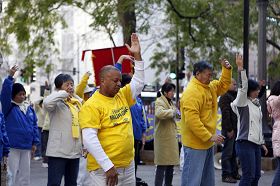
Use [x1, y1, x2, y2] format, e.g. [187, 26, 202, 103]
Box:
[43, 73, 83, 186]
[154, 82, 179, 186]
[0, 100, 10, 186]
[266, 81, 280, 186]
[40, 81, 51, 168]
[180, 58, 232, 186]
[231, 54, 268, 186]
[219, 78, 241, 183]
[79, 33, 144, 186]
[1, 65, 40, 186]
[33, 81, 50, 161]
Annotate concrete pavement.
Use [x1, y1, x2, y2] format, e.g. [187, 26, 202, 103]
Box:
[30, 160, 275, 186]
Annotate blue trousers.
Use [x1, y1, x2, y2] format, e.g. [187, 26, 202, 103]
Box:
[272, 157, 280, 186]
[235, 140, 261, 186]
[181, 146, 215, 186]
[47, 157, 79, 186]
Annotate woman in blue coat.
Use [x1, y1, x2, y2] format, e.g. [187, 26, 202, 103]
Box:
[1, 65, 39, 186]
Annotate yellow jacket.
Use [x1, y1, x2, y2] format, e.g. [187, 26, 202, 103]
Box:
[75, 73, 90, 100]
[180, 67, 232, 149]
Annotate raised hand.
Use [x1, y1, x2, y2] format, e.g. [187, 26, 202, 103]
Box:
[9, 65, 19, 77]
[220, 58, 231, 69]
[45, 81, 50, 90]
[86, 71, 92, 76]
[117, 55, 134, 64]
[125, 33, 142, 61]
[235, 53, 243, 71]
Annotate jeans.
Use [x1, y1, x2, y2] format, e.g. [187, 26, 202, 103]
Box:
[89, 161, 135, 186]
[235, 140, 261, 186]
[34, 127, 42, 157]
[47, 157, 80, 186]
[272, 157, 280, 186]
[221, 137, 238, 178]
[155, 165, 174, 186]
[181, 146, 215, 186]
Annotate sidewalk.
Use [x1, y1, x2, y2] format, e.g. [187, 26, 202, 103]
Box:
[30, 160, 275, 186]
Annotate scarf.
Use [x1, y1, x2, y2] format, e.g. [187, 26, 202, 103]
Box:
[65, 97, 82, 139]
[249, 97, 261, 107]
[11, 100, 29, 114]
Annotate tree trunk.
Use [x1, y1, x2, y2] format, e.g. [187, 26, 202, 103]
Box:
[117, 0, 136, 45]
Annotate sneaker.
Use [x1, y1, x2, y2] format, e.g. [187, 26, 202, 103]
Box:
[42, 163, 48, 168]
[34, 156, 42, 161]
[222, 176, 237, 183]
[136, 177, 142, 182]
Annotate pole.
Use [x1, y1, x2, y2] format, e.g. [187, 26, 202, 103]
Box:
[257, 0, 268, 127]
[175, 29, 179, 103]
[243, 0, 249, 75]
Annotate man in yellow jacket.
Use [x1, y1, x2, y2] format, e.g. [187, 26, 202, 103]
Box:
[180, 59, 232, 186]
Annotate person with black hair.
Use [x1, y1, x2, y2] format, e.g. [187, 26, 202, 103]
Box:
[1, 65, 39, 186]
[43, 73, 83, 186]
[267, 81, 280, 186]
[180, 58, 232, 186]
[231, 54, 268, 186]
[154, 82, 179, 186]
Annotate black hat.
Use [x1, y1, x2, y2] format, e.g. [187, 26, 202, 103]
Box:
[12, 83, 26, 98]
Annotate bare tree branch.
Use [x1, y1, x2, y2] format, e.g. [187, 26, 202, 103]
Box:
[166, 0, 210, 42]
[188, 19, 195, 42]
[269, 3, 280, 16]
[166, 0, 210, 19]
[267, 38, 280, 51]
[48, 2, 64, 12]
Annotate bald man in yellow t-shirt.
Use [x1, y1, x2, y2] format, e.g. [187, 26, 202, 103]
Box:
[79, 33, 144, 186]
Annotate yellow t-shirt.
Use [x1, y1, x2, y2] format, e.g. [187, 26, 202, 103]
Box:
[79, 84, 135, 171]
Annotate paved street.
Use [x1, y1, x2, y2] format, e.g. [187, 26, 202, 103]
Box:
[30, 160, 275, 186]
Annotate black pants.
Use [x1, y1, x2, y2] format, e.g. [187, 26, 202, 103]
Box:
[155, 165, 174, 186]
[47, 157, 79, 186]
[41, 130, 49, 163]
[134, 139, 142, 175]
[221, 137, 238, 178]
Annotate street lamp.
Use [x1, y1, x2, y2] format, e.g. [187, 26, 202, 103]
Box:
[243, 0, 249, 75]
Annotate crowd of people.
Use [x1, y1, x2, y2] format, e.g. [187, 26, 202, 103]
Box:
[0, 33, 279, 186]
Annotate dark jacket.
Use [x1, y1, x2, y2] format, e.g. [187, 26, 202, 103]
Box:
[219, 90, 237, 135]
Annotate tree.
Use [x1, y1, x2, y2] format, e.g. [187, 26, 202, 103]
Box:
[150, 0, 258, 78]
[0, 0, 154, 76]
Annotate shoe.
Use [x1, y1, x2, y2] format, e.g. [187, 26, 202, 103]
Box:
[222, 176, 237, 183]
[136, 180, 148, 186]
[136, 177, 142, 182]
[234, 174, 241, 180]
[34, 156, 42, 161]
[42, 163, 48, 168]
